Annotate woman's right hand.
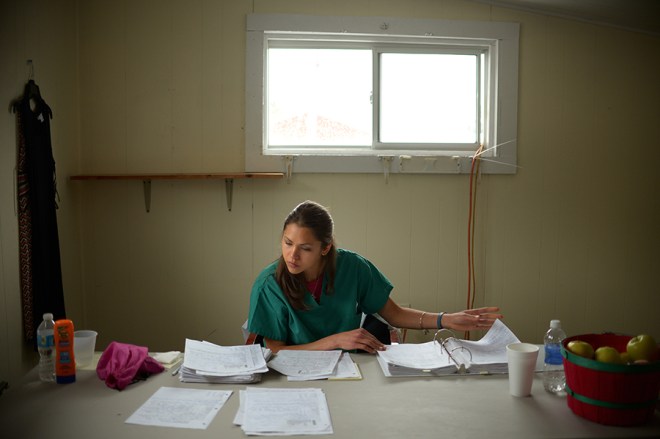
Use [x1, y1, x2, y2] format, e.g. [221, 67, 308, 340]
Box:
[265, 328, 386, 353]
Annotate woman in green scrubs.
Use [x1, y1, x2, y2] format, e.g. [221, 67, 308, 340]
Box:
[248, 201, 502, 353]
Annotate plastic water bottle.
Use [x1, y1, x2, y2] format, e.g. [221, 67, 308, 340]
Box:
[543, 319, 566, 394]
[37, 313, 56, 382]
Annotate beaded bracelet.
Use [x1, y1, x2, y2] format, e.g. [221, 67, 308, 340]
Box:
[418, 312, 427, 329]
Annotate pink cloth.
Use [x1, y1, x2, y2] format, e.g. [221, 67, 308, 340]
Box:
[96, 341, 164, 390]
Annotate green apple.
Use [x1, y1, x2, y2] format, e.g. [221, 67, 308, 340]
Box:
[594, 346, 623, 364]
[567, 340, 595, 359]
[626, 334, 659, 362]
[620, 352, 631, 364]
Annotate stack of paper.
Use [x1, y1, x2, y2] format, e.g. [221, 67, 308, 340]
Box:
[267, 350, 342, 381]
[179, 339, 270, 384]
[377, 319, 520, 377]
[377, 341, 459, 376]
[328, 353, 362, 381]
[234, 388, 333, 436]
[266, 350, 361, 381]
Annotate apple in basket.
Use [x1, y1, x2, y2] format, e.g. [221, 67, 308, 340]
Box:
[594, 346, 623, 364]
[626, 334, 659, 362]
[567, 340, 594, 359]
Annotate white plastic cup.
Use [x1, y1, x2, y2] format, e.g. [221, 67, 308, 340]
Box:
[73, 330, 98, 368]
[506, 342, 539, 397]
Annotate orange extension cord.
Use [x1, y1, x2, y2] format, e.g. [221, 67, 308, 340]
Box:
[465, 145, 483, 339]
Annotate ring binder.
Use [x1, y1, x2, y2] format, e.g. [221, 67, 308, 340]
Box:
[433, 329, 473, 374]
[376, 319, 520, 377]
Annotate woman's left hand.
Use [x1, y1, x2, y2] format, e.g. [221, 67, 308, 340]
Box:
[443, 307, 503, 331]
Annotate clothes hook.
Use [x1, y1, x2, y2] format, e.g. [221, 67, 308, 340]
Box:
[379, 156, 393, 184]
[423, 157, 437, 172]
[399, 155, 411, 172]
[283, 156, 295, 183]
[27, 59, 34, 80]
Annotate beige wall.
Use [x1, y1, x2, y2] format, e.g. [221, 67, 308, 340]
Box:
[1, 0, 659, 386]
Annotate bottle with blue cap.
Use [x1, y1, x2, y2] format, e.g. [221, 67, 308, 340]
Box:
[37, 313, 56, 382]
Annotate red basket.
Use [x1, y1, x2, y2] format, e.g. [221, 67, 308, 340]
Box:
[561, 333, 660, 426]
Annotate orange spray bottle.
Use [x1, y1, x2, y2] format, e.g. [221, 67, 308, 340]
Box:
[54, 319, 76, 384]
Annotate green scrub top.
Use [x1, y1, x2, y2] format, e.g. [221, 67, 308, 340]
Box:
[247, 249, 393, 345]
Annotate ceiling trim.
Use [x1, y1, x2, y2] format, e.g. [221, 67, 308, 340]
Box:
[467, 0, 660, 36]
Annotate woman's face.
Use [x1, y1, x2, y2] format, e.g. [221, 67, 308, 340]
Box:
[281, 223, 329, 280]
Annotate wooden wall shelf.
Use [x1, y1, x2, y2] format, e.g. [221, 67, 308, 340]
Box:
[70, 173, 284, 212]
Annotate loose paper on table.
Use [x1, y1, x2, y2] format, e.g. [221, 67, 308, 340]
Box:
[282, 352, 362, 381]
[267, 349, 342, 380]
[125, 386, 232, 430]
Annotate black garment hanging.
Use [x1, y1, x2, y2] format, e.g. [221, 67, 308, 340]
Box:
[13, 79, 66, 343]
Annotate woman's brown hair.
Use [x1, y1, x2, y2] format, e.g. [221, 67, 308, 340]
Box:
[276, 201, 337, 310]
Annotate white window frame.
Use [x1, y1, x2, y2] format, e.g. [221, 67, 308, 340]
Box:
[246, 14, 519, 175]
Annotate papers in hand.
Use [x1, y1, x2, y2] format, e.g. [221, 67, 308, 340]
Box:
[233, 388, 333, 436]
[377, 319, 520, 377]
[179, 339, 271, 384]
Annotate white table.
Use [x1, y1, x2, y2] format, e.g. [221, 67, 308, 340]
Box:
[1, 354, 658, 438]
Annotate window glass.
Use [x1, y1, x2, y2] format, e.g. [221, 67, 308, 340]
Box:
[379, 53, 478, 144]
[268, 48, 372, 147]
